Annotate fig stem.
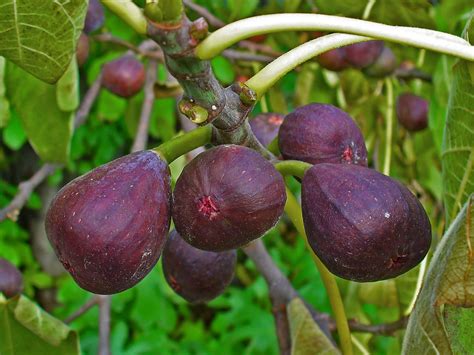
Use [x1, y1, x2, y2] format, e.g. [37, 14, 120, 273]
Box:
[195, 14, 473, 61]
[267, 137, 280, 156]
[382, 78, 394, 176]
[274, 160, 311, 179]
[284, 187, 353, 355]
[100, 0, 147, 35]
[152, 125, 212, 163]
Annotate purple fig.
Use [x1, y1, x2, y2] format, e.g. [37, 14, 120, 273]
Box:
[162, 230, 236, 303]
[364, 46, 397, 77]
[317, 48, 350, 72]
[344, 41, 384, 69]
[278, 103, 368, 166]
[46, 151, 171, 294]
[396, 93, 429, 132]
[172, 145, 286, 251]
[0, 258, 23, 298]
[76, 32, 89, 67]
[84, 0, 105, 34]
[249, 112, 284, 147]
[102, 55, 146, 98]
[302, 163, 431, 282]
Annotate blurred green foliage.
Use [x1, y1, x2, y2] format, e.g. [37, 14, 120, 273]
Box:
[1, 0, 473, 354]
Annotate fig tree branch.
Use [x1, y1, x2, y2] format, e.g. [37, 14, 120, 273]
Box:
[0, 73, 103, 222]
[64, 295, 100, 324]
[345, 316, 409, 336]
[98, 295, 112, 355]
[182, 0, 224, 28]
[195, 14, 474, 61]
[132, 60, 158, 152]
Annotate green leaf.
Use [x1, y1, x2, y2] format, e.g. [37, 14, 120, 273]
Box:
[56, 59, 79, 112]
[402, 195, 474, 354]
[0, 0, 88, 84]
[0, 295, 80, 355]
[2, 112, 26, 150]
[0, 57, 10, 128]
[211, 56, 235, 86]
[441, 18, 474, 224]
[287, 297, 340, 355]
[5, 63, 74, 163]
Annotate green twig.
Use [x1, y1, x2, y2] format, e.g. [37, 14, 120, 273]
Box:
[152, 126, 212, 163]
[195, 14, 473, 61]
[101, 0, 147, 35]
[283, 187, 353, 355]
[383, 78, 394, 176]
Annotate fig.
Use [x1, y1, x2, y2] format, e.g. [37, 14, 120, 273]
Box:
[84, 0, 105, 34]
[102, 55, 146, 98]
[45, 151, 171, 294]
[278, 103, 368, 166]
[396, 93, 429, 132]
[364, 46, 397, 77]
[302, 163, 431, 282]
[344, 41, 384, 69]
[0, 258, 23, 298]
[172, 145, 286, 251]
[162, 230, 236, 303]
[76, 32, 89, 67]
[249, 112, 284, 147]
[317, 48, 349, 72]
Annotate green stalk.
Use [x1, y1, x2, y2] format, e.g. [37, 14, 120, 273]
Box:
[382, 78, 394, 176]
[247, 34, 370, 99]
[195, 14, 473, 60]
[284, 188, 353, 355]
[152, 126, 212, 163]
[101, 0, 147, 35]
[274, 160, 311, 178]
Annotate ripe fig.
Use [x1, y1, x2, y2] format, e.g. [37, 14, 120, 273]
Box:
[396, 93, 429, 132]
[76, 32, 89, 67]
[317, 48, 349, 72]
[84, 0, 105, 34]
[249, 112, 284, 147]
[278, 103, 368, 166]
[364, 46, 397, 77]
[344, 41, 384, 69]
[302, 163, 431, 282]
[162, 230, 237, 303]
[172, 145, 286, 251]
[102, 55, 146, 98]
[0, 258, 23, 298]
[46, 151, 171, 294]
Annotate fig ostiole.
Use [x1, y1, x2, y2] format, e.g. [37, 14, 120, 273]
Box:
[0, 258, 23, 298]
[46, 150, 172, 294]
[302, 163, 431, 282]
[162, 230, 236, 304]
[278, 103, 368, 166]
[172, 145, 287, 252]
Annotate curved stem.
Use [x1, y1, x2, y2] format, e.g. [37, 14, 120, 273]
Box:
[382, 78, 394, 176]
[152, 125, 212, 163]
[283, 188, 353, 355]
[274, 160, 311, 179]
[195, 14, 473, 61]
[101, 0, 148, 35]
[246, 34, 370, 98]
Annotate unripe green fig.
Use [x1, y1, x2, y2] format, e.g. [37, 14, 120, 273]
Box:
[46, 151, 172, 294]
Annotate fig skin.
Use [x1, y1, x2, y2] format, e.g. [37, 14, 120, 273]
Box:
[0, 258, 23, 298]
[76, 32, 89, 67]
[249, 112, 284, 147]
[344, 41, 384, 69]
[45, 151, 171, 294]
[172, 145, 286, 252]
[102, 55, 146, 98]
[396, 93, 429, 132]
[317, 48, 350, 72]
[162, 230, 237, 304]
[364, 46, 397, 78]
[84, 0, 105, 34]
[302, 163, 432, 282]
[278, 103, 368, 166]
